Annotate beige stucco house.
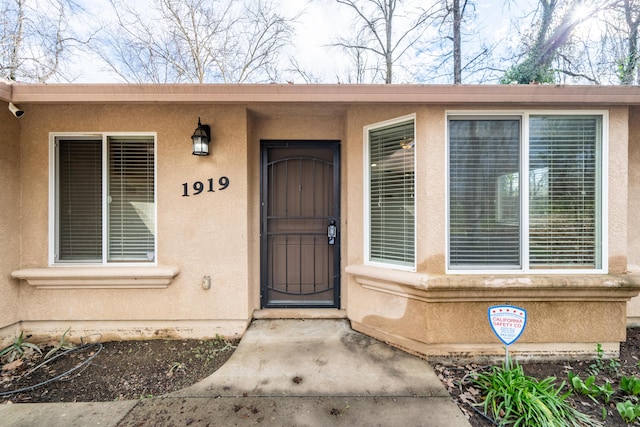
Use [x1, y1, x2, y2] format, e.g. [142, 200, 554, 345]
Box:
[2, 82, 640, 361]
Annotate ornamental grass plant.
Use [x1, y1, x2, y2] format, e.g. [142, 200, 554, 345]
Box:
[472, 358, 601, 427]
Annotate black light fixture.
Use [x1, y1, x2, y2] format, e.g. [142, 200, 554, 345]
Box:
[191, 117, 211, 156]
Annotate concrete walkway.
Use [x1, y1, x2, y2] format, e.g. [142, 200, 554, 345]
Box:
[0, 319, 471, 426]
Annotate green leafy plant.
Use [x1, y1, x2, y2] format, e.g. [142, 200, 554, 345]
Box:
[588, 343, 605, 375]
[0, 332, 42, 363]
[619, 375, 640, 397]
[500, 60, 556, 85]
[585, 343, 621, 376]
[568, 372, 615, 404]
[44, 327, 75, 360]
[473, 360, 600, 426]
[607, 358, 622, 376]
[617, 400, 640, 423]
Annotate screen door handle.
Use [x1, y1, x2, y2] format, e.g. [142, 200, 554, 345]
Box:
[328, 219, 337, 245]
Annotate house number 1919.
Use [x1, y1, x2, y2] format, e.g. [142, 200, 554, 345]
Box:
[182, 177, 230, 197]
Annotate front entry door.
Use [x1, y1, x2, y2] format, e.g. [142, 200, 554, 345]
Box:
[260, 141, 340, 308]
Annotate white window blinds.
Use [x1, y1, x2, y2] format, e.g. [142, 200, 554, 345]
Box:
[58, 140, 103, 261]
[108, 137, 155, 261]
[528, 116, 600, 268]
[368, 119, 415, 267]
[448, 118, 521, 268]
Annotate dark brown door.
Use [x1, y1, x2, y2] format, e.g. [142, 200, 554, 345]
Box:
[261, 141, 340, 308]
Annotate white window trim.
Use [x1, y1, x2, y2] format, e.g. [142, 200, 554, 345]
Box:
[363, 114, 417, 272]
[48, 132, 158, 267]
[445, 110, 608, 275]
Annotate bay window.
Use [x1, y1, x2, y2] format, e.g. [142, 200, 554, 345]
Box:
[52, 134, 156, 264]
[448, 113, 605, 272]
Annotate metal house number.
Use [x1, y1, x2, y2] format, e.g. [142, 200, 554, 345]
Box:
[182, 177, 230, 197]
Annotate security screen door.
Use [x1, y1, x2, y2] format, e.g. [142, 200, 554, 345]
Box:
[260, 141, 340, 308]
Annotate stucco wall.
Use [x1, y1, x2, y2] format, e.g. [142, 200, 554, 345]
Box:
[247, 112, 260, 315]
[627, 106, 640, 323]
[0, 102, 22, 343]
[628, 107, 640, 267]
[609, 107, 630, 273]
[14, 104, 253, 340]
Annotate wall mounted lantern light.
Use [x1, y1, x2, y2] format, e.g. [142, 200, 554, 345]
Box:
[191, 117, 211, 156]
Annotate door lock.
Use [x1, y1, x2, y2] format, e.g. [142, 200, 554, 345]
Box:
[328, 219, 337, 245]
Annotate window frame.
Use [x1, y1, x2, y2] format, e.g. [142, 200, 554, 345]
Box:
[363, 114, 417, 271]
[445, 110, 608, 275]
[49, 132, 158, 266]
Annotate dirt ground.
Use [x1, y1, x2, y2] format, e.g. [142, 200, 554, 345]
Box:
[1, 329, 639, 426]
[0, 336, 238, 403]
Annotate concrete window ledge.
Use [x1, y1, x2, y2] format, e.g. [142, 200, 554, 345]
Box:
[345, 264, 640, 302]
[11, 266, 180, 289]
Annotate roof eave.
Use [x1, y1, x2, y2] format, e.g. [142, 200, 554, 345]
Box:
[6, 83, 640, 105]
[0, 81, 12, 102]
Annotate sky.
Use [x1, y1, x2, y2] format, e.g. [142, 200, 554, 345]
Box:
[67, 0, 567, 84]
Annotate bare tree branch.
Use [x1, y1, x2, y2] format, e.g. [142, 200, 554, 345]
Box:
[1, 0, 88, 82]
[93, 0, 295, 83]
[332, 0, 439, 83]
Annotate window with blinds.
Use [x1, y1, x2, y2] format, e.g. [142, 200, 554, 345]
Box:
[529, 116, 600, 268]
[449, 118, 521, 268]
[55, 135, 155, 264]
[58, 140, 103, 261]
[447, 114, 603, 272]
[108, 137, 155, 261]
[367, 118, 415, 268]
